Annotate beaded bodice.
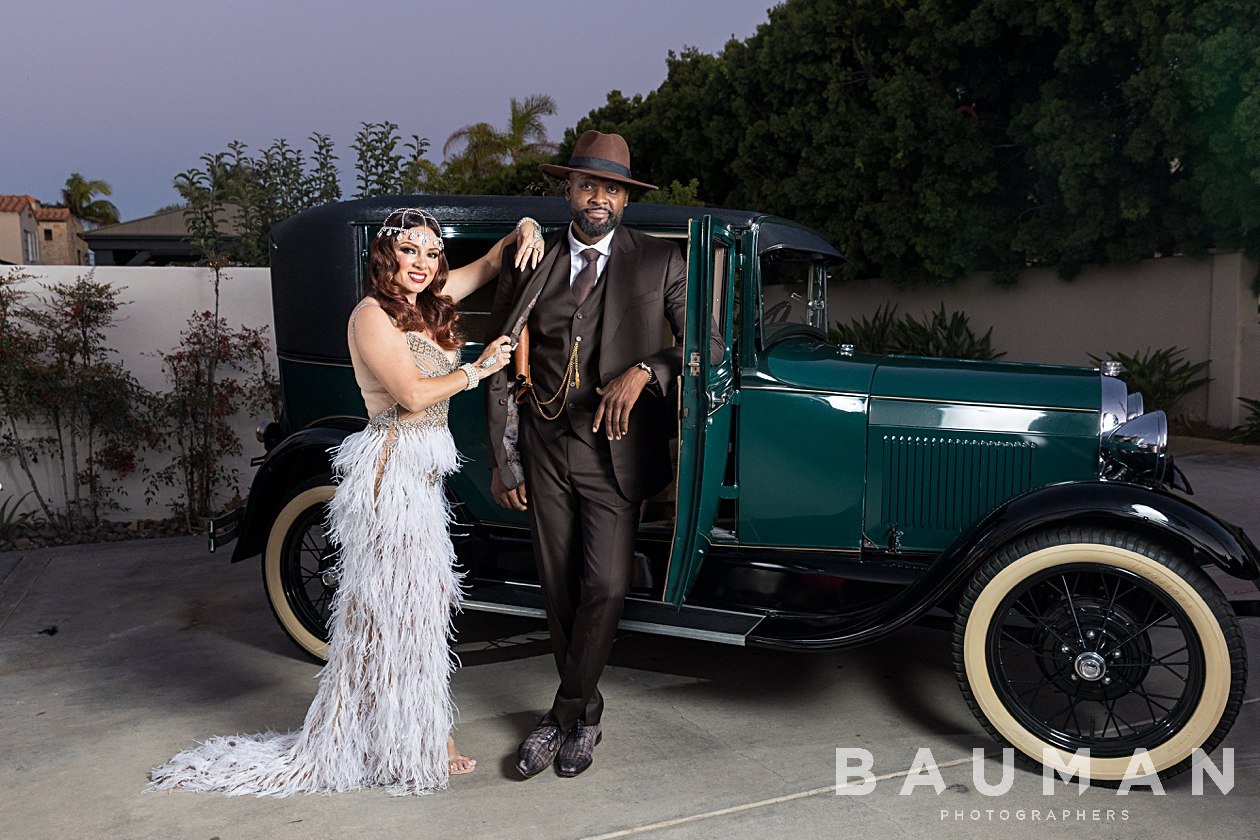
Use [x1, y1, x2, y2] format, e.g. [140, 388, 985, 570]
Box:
[349, 301, 459, 432]
[366, 332, 459, 431]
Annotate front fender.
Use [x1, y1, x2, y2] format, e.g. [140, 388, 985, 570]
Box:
[228, 422, 362, 562]
[958, 481, 1260, 582]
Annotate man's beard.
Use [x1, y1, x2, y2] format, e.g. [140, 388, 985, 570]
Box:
[573, 206, 622, 238]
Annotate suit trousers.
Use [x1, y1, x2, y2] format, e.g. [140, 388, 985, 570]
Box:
[520, 417, 640, 730]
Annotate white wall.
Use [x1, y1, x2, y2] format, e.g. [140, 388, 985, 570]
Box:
[829, 251, 1260, 425]
[1, 265, 274, 522]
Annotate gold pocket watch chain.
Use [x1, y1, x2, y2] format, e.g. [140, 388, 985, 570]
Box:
[530, 336, 582, 421]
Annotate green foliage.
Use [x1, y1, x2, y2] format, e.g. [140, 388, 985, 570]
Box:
[829, 303, 899, 355]
[571, 0, 1260, 284]
[1231, 397, 1260, 444]
[1090, 347, 1212, 418]
[831, 303, 1004, 360]
[0, 491, 33, 535]
[147, 313, 278, 527]
[351, 122, 434, 198]
[642, 178, 704, 207]
[176, 134, 343, 266]
[444, 94, 559, 178]
[178, 98, 566, 264]
[61, 172, 119, 226]
[457, 158, 560, 197]
[0, 269, 155, 529]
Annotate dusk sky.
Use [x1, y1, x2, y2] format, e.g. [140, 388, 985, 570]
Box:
[7, 1, 778, 220]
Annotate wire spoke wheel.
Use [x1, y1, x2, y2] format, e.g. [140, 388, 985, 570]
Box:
[954, 527, 1246, 783]
[264, 482, 337, 661]
[280, 502, 338, 644]
[989, 563, 1203, 757]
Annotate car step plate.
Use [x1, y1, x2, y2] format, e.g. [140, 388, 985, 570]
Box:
[463, 581, 765, 646]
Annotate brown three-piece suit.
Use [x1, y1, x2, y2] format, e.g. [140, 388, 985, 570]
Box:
[484, 224, 685, 728]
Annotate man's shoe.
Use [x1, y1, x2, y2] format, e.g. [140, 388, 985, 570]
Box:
[555, 719, 602, 777]
[516, 714, 566, 778]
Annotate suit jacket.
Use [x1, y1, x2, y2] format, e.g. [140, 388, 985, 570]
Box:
[484, 224, 686, 502]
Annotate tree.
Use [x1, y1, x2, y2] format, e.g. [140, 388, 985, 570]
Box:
[568, 0, 1260, 285]
[61, 173, 120, 226]
[503, 94, 560, 162]
[444, 93, 559, 176]
[175, 134, 343, 265]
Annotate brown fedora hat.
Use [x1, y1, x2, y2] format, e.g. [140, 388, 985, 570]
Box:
[539, 130, 658, 191]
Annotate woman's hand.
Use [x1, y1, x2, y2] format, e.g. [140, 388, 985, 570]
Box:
[474, 335, 514, 377]
[513, 218, 545, 269]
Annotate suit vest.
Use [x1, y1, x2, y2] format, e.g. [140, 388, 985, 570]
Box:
[524, 250, 607, 447]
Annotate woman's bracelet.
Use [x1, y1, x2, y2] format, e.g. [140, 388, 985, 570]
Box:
[459, 363, 480, 391]
[515, 216, 542, 240]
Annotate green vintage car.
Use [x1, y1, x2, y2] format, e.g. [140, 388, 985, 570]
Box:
[212, 195, 1257, 783]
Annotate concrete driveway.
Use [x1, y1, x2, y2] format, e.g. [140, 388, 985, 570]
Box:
[2, 440, 1259, 840]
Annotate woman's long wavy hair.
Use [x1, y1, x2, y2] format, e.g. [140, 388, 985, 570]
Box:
[367, 211, 464, 350]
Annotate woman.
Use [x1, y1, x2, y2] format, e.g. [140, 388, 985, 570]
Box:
[149, 208, 544, 796]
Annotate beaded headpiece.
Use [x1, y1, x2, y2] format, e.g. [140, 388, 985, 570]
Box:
[376, 207, 444, 251]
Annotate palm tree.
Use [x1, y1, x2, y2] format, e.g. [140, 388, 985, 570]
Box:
[61, 173, 120, 226]
[443, 94, 558, 175]
[503, 94, 559, 162]
[442, 122, 509, 179]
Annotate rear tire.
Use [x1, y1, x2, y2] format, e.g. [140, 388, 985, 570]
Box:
[262, 480, 336, 662]
[953, 526, 1246, 784]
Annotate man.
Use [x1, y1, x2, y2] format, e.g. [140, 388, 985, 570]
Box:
[483, 131, 685, 778]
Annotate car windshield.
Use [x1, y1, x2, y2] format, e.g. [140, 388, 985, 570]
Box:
[759, 248, 832, 345]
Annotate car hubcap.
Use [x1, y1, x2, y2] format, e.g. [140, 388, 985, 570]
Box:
[1074, 651, 1106, 681]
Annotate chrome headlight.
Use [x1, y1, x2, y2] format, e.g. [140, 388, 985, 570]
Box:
[1102, 410, 1168, 484]
[1100, 374, 1128, 435]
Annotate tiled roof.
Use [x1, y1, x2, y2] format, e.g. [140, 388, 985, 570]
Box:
[34, 206, 71, 222]
[0, 194, 39, 214]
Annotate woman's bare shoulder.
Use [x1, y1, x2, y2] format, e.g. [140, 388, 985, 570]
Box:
[349, 298, 396, 337]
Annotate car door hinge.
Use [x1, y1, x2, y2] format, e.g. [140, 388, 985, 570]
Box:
[688, 351, 701, 377]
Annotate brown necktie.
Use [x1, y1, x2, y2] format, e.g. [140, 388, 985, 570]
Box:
[572, 248, 600, 306]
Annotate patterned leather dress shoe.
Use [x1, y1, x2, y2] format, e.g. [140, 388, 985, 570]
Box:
[555, 719, 602, 777]
[516, 713, 566, 778]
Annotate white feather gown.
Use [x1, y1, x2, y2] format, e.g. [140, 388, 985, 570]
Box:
[149, 333, 465, 797]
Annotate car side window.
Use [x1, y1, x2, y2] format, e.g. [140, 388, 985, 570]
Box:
[759, 249, 826, 346]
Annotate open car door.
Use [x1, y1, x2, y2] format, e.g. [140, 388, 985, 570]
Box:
[664, 216, 738, 604]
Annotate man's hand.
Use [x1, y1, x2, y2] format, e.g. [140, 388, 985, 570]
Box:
[593, 365, 652, 441]
[491, 468, 528, 511]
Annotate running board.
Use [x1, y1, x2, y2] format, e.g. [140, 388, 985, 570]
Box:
[463, 581, 765, 646]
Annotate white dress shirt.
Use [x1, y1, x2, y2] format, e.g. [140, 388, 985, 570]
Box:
[566, 224, 615, 287]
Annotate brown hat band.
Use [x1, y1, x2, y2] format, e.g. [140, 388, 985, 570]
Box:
[566, 155, 634, 180]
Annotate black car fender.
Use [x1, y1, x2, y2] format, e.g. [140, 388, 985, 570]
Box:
[228, 421, 362, 563]
[748, 481, 1260, 651]
[953, 481, 1260, 582]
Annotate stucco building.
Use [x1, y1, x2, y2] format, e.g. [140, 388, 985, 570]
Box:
[34, 206, 88, 265]
[0, 194, 43, 264]
[0, 195, 90, 265]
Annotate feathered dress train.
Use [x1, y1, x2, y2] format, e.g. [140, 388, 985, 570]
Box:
[149, 394, 464, 797]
